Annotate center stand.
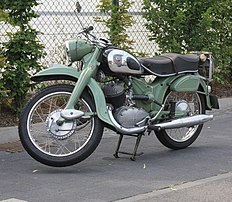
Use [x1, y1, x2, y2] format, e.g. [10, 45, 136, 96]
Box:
[113, 133, 144, 161]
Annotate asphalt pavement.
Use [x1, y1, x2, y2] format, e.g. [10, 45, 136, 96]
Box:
[118, 97, 232, 202]
[0, 97, 232, 202]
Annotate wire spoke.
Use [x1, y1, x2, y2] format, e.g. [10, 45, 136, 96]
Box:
[165, 92, 201, 142]
[27, 89, 94, 157]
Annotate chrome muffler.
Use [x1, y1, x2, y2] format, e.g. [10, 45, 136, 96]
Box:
[149, 114, 213, 131]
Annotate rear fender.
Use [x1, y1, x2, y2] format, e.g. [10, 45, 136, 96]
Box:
[31, 64, 113, 126]
[170, 75, 200, 92]
[198, 79, 219, 110]
[169, 74, 216, 110]
[169, 74, 217, 110]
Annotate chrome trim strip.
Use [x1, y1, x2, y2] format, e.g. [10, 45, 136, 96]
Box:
[142, 64, 198, 77]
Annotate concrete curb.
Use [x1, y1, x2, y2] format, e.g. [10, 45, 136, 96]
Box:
[115, 172, 232, 202]
[0, 97, 231, 144]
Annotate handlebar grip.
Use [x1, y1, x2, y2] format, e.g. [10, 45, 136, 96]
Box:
[88, 26, 94, 31]
[84, 26, 94, 33]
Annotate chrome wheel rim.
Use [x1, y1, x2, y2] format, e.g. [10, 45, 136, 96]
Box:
[164, 92, 202, 142]
[27, 91, 94, 157]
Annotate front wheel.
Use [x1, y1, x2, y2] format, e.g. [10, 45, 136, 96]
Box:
[155, 92, 205, 150]
[19, 84, 104, 167]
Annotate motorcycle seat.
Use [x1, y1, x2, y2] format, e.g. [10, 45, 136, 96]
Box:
[140, 53, 199, 77]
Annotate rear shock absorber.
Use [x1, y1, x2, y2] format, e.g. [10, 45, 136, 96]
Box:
[169, 101, 176, 119]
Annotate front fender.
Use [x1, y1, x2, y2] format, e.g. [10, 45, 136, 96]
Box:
[31, 64, 113, 126]
[31, 64, 81, 82]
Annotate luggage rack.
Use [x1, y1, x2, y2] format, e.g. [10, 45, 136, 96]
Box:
[191, 51, 214, 81]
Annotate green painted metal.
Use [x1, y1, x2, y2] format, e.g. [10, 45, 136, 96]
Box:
[150, 110, 188, 120]
[64, 47, 100, 109]
[198, 79, 213, 110]
[169, 73, 212, 110]
[132, 75, 182, 112]
[87, 78, 113, 125]
[31, 64, 81, 79]
[67, 38, 94, 62]
[170, 75, 200, 92]
[31, 63, 113, 126]
[132, 74, 211, 115]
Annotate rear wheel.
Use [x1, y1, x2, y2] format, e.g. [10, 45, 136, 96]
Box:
[19, 84, 104, 167]
[155, 92, 205, 149]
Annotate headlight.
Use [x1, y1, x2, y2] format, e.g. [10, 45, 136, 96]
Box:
[64, 39, 94, 62]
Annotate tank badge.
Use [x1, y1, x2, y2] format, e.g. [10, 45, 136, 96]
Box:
[113, 54, 123, 67]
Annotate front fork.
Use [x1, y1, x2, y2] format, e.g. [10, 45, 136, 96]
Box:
[59, 47, 101, 121]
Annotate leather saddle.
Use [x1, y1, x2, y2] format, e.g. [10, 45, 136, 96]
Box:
[140, 53, 199, 77]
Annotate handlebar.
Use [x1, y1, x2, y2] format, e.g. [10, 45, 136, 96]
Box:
[77, 26, 111, 47]
[83, 26, 94, 33]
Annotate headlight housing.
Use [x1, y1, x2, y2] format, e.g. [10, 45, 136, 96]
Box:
[65, 38, 94, 62]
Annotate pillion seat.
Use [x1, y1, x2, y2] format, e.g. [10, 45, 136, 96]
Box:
[140, 53, 199, 77]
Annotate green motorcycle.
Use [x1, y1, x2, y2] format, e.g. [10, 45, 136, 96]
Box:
[19, 6, 219, 167]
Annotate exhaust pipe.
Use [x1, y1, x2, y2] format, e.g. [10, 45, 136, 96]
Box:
[148, 114, 213, 131]
[108, 107, 147, 135]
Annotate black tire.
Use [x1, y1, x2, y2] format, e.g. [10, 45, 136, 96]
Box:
[19, 84, 104, 167]
[155, 92, 206, 150]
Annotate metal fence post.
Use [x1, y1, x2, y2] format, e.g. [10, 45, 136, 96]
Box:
[111, 0, 119, 43]
[112, 0, 119, 6]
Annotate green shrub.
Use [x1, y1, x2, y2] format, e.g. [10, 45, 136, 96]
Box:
[95, 0, 135, 52]
[0, 0, 45, 114]
[143, 0, 232, 83]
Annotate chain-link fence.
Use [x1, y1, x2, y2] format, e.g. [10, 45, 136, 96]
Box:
[0, 0, 158, 65]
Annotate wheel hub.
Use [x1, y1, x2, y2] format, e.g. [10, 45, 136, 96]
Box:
[175, 100, 191, 113]
[46, 109, 77, 140]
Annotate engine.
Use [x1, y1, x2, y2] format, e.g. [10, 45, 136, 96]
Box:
[112, 100, 193, 129]
[102, 82, 149, 128]
[113, 106, 149, 128]
[102, 82, 126, 109]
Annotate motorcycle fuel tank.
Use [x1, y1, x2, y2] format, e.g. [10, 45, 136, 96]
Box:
[107, 49, 143, 75]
